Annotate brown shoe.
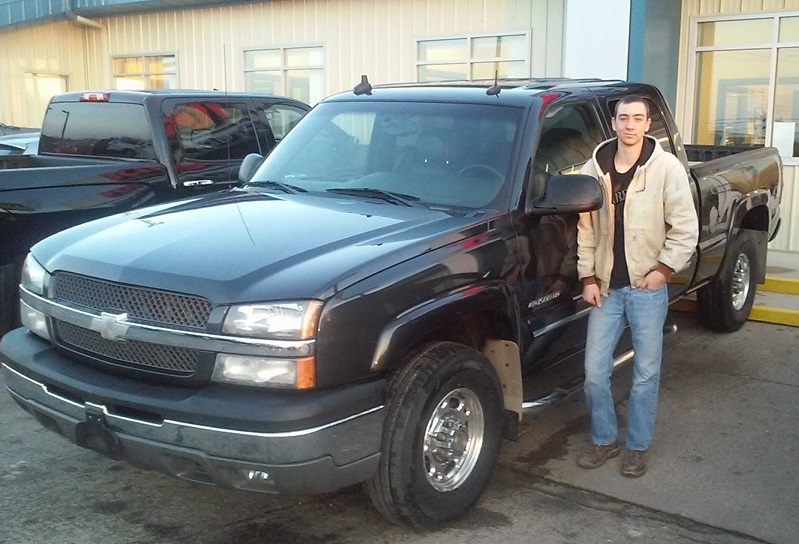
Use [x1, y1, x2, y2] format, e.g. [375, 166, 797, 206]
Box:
[577, 442, 620, 469]
[620, 449, 648, 478]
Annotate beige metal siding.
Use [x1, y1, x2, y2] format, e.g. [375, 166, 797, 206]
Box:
[776, 165, 799, 250]
[678, 0, 799, 252]
[0, 22, 87, 126]
[2, 1, 564, 121]
[82, 0, 563, 96]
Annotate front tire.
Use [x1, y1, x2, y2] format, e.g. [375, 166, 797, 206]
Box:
[697, 232, 758, 332]
[365, 341, 504, 528]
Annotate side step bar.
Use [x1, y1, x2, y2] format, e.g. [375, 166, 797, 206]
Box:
[521, 316, 678, 415]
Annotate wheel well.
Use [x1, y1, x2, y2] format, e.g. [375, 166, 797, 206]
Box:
[738, 204, 769, 233]
[421, 310, 515, 352]
[378, 308, 515, 375]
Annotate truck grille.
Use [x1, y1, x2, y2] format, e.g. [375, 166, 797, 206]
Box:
[52, 272, 212, 329]
[50, 272, 213, 377]
[56, 321, 198, 375]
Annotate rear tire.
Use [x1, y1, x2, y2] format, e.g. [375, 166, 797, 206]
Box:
[697, 232, 757, 332]
[365, 341, 504, 528]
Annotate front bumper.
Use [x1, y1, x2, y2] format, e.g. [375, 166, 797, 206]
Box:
[1, 328, 385, 495]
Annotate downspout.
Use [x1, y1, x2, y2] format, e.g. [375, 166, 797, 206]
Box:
[63, 0, 103, 29]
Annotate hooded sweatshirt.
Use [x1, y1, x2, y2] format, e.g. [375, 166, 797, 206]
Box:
[577, 135, 699, 296]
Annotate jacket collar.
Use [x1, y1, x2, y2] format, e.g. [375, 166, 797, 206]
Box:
[592, 135, 663, 176]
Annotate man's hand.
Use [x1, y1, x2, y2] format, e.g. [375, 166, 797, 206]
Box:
[582, 283, 602, 307]
[639, 269, 667, 290]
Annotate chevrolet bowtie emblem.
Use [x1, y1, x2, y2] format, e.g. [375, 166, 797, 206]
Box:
[90, 312, 130, 342]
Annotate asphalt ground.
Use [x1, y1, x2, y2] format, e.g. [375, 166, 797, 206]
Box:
[2, 310, 797, 544]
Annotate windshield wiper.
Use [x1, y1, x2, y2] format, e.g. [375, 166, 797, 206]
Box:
[248, 180, 307, 194]
[326, 187, 422, 207]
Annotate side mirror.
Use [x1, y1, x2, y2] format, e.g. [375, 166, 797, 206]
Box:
[238, 152, 265, 183]
[526, 174, 604, 216]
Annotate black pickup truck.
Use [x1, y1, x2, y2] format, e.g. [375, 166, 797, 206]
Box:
[0, 90, 310, 334]
[0, 79, 782, 528]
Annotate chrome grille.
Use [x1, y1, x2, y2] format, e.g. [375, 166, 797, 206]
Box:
[56, 321, 197, 375]
[52, 272, 212, 330]
[49, 272, 212, 377]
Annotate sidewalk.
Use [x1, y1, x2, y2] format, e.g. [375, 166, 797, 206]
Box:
[753, 249, 799, 326]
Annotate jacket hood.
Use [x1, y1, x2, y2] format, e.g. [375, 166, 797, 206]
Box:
[32, 189, 479, 304]
[591, 135, 663, 176]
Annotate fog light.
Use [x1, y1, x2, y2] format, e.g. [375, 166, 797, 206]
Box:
[20, 300, 50, 340]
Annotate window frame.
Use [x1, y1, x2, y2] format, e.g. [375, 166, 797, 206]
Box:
[112, 53, 179, 90]
[243, 45, 325, 105]
[415, 31, 531, 82]
[687, 11, 799, 164]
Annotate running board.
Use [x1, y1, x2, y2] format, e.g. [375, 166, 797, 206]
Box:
[521, 316, 678, 415]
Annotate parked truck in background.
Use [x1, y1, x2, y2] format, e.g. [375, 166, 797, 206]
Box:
[0, 79, 782, 528]
[0, 90, 311, 334]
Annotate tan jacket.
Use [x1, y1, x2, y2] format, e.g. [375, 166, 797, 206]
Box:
[577, 136, 699, 295]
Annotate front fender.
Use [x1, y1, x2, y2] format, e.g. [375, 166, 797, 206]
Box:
[370, 282, 524, 420]
[370, 281, 518, 373]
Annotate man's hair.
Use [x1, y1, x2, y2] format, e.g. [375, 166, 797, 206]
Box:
[614, 95, 650, 118]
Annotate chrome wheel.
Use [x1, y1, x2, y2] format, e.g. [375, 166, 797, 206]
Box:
[423, 387, 484, 492]
[731, 253, 751, 311]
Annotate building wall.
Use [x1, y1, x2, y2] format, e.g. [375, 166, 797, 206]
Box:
[0, 21, 87, 125]
[678, 0, 799, 252]
[0, 0, 568, 125]
[562, 0, 630, 81]
[627, 0, 681, 112]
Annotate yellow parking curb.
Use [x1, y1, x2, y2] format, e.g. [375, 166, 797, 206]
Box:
[669, 298, 799, 327]
[749, 306, 799, 327]
[758, 276, 799, 295]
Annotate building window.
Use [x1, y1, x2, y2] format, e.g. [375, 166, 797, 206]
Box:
[113, 55, 177, 90]
[416, 33, 528, 82]
[244, 47, 324, 105]
[691, 13, 799, 159]
[24, 73, 67, 124]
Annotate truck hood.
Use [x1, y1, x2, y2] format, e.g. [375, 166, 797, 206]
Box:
[33, 189, 485, 303]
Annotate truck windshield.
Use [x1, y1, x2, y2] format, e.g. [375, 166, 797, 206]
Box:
[39, 102, 156, 160]
[249, 101, 522, 210]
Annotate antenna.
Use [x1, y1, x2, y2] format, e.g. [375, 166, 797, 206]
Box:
[486, 70, 501, 96]
[354, 75, 373, 96]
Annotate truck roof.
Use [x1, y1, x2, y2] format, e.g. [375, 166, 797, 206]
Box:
[322, 78, 661, 107]
[50, 89, 293, 103]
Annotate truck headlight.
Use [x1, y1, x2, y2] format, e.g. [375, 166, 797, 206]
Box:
[19, 254, 51, 339]
[21, 253, 48, 295]
[222, 301, 321, 340]
[212, 354, 315, 389]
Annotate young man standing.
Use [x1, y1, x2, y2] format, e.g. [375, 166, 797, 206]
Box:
[575, 95, 699, 477]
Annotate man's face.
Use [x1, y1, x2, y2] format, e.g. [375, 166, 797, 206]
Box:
[611, 100, 651, 147]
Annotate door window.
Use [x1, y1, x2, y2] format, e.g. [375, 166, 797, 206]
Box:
[169, 102, 260, 161]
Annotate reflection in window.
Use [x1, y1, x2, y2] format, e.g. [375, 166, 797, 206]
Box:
[693, 14, 799, 158]
[693, 50, 770, 147]
[170, 102, 260, 161]
[417, 34, 528, 82]
[39, 102, 155, 159]
[244, 47, 324, 105]
[114, 55, 177, 90]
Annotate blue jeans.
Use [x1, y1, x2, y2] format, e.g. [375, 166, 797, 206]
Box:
[583, 285, 668, 451]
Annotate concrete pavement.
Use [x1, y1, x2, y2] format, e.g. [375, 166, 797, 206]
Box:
[504, 310, 799, 544]
[2, 312, 797, 543]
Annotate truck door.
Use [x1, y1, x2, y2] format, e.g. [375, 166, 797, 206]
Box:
[519, 99, 605, 374]
[163, 99, 263, 191]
